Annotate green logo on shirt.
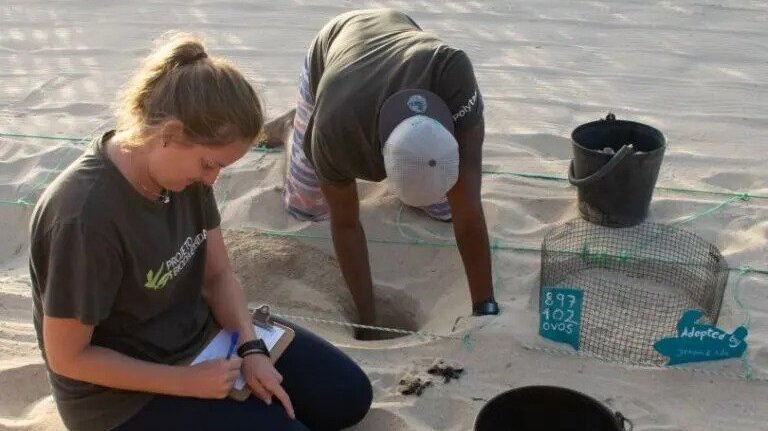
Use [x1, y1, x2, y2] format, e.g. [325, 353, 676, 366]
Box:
[144, 230, 208, 290]
[145, 262, 174, 290]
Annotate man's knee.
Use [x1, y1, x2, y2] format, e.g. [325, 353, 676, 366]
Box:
[282, 185, 329, 222]
[284, 202, 330, 222]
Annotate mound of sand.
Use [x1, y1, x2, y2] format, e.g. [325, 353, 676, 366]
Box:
[224, 230, 458, 342]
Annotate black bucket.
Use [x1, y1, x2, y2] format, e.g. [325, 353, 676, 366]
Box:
[569, 113, 665, 227]
[474, 386, 632, 431]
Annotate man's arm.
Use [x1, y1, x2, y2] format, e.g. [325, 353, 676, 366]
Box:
[446, 117, 495, 309]
[319, 180, 377, 327]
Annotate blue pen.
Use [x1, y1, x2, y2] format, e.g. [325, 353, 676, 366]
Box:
[226, 331, 239, 360]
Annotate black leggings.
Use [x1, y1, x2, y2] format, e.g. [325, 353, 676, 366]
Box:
[113, 321, 372, 431]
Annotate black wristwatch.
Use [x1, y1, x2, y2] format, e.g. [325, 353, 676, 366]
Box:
[237, 339, 270, 358]
[472, 298, 500, 316]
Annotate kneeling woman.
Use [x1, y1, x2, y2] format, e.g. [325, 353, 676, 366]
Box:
[29, 33, 371, 431]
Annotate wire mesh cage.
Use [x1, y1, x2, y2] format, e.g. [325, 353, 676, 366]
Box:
[540, 218, 729, 364]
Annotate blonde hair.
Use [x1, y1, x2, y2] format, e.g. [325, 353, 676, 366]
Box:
[117, 32, 263, 147]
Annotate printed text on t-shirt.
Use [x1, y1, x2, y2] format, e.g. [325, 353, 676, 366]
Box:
[144, 229, 208, 290]
[452, 89, 478, 121]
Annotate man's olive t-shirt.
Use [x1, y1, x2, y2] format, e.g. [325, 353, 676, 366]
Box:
[29, 131, 220, 431]
[304, 9, 484, 183]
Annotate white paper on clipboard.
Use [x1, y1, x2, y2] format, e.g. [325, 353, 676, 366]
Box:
[190, 325, 286, 390]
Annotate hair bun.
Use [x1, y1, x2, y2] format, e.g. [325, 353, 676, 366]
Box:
[182, 51, 208, 65]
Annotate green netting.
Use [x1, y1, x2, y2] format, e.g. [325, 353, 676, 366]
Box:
[3, 131, 766, 274]
[2, 130, 766, 380]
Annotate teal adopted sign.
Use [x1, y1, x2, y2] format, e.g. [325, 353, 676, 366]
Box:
[539, 286, 583, 350]
[654, 310, 748, 366]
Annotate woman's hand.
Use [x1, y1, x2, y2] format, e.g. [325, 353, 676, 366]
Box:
[187, 357, 243, 399]
[242, 354, 296, 419]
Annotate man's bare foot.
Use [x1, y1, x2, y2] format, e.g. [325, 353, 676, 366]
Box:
[257, 108, 296, 148]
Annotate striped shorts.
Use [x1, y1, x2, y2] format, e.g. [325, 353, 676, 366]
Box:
[282, 56, 452, 222]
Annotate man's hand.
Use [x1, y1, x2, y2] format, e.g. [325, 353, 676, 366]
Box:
[242, 353, 295, 419]
[447, 117, 495, 309]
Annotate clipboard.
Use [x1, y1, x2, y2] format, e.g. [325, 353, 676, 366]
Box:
[246, 304, 295, 361]
[230, 304, 295, 401]
[189, 304, 295, 401]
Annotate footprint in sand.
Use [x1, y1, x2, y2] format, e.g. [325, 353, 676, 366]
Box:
[0, 362, 50, 418]
[29, 102, 110, 117]
[702, 172, 764, 192]
[402, 397, 476, 430]
[347, 407, 410, 431]
[509, 133, 573, 160]
[366, 369, 403, 400]
[751, 346, 768, 375]
[0, 205, 32, 262]
[605, 396, 683, 430]
[12, 74, 86, 109]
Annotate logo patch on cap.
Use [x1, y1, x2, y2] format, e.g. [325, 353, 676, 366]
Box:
[407, 94, 428, 114]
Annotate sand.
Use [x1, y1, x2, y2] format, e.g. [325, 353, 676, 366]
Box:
[2, 1, 768, 430]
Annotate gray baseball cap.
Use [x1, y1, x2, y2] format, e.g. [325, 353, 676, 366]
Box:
[378, 89, 459, 206]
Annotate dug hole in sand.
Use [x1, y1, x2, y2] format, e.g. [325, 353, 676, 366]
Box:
[223, 229, 469, 345]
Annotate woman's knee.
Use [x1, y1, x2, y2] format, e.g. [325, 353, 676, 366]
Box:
[276, 322, 372, 429]
[342, 369, 373, 426]
[315, 366, 372, 430]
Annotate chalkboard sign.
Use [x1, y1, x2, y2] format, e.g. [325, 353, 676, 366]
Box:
[654, 310, 748, 366]
[539, 286, 583, 350]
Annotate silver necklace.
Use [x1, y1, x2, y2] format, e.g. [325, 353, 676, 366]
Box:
[139, 182, 170, 204]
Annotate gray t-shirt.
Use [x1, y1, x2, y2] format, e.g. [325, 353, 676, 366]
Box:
[29, 131, 220, 431]
[305, 9, 484, 183]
